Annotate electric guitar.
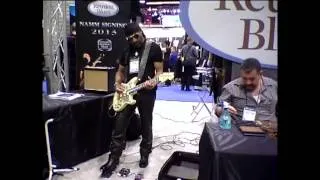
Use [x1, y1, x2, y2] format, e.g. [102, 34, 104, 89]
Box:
[112, 73, 174, 112]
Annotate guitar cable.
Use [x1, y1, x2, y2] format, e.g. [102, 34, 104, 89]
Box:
[154, 113, 211, 123]
[107, 103, 117, 118]
[105, 117, 203, 178]
[121, 131, 201, 165]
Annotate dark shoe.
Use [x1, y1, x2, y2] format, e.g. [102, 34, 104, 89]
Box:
[186, 88, 191, 91]
[139, 154, 149, 168]
[100, 156, 119, 177]
[181, 86, 185, 91]
[100, 168, 113, 178]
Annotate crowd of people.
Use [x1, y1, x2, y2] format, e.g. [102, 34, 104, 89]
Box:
[158, 36, 214, 92]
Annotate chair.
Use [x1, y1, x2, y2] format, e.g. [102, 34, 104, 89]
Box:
[190, 86, 214, 122]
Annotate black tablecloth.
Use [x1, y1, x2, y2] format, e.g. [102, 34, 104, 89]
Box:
[42, 93, 114, 168]
[199, 122, 277, 180]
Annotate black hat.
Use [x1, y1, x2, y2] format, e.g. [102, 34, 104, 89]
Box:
[124, 23, 142, 37]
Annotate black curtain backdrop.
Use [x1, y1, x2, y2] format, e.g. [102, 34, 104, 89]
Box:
[75, 0, 131, 89]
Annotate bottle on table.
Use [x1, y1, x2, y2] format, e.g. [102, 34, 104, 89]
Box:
[219, 103, 232, 129]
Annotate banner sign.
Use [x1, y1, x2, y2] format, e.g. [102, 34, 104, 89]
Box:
[76, 0, 131, 87]
[179, 0, 277, 68]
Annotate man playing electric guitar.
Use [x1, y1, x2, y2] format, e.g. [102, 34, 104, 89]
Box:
[100, 23, 163, 178]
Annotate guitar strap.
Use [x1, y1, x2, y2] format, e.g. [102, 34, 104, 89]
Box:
[137, 41, 152, 81]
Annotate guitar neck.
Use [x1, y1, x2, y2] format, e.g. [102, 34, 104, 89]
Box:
[130, 77, 159, 93]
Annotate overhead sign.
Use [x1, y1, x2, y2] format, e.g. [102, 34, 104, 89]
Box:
[76, 0, 131, 88]
[179, 0, 277, 68]
[87, 1, 119, 17]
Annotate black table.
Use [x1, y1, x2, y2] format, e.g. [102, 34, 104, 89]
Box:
[42, 93, 115, 168]
[198, 122, 277, 180]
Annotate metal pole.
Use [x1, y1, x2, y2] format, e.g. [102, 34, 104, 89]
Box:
[43, 0, 70, 94]
[63, 2, 70, 92]
[45, 119, 54, 180]
[44, 118, 79, 180]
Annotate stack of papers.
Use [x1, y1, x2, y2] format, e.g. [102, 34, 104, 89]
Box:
[48, 92, 84, 101]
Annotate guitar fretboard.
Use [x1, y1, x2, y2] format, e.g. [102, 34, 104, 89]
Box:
[127, 77, 159, 94]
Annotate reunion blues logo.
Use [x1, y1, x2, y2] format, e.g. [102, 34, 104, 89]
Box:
[87, 1, 119, 17]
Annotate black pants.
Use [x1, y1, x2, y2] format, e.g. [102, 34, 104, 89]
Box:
[110, 91, 156, 158]
[174, 59, 182, 79]
[181, 65, 194, 90]
[163, 60, 169, 72]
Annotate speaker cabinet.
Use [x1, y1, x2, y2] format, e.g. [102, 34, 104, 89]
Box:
[84, 67, 110, 92]
[158, 151, 200, 180]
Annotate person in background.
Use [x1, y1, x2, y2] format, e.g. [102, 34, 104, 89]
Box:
[215, 58, 278, 121]
[198, 49, 210, 67]
[180, 36, 198, 91]
[67, 22, 77, 90]
[169, 46, 178, 72]
[163, 40, 171, 72]
[174, 48, 182, 81]
[210, 67, 221, 103]
[79, 53, 102, 88]
[71, 22, 76, 36]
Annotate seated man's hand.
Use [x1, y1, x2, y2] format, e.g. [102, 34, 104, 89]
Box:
[215, 103, 238, 117]
[227, 105, 238, 115]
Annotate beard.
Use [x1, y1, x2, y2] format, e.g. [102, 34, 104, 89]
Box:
[133, 42, 140, 48]
[130, 41, 141, 49]
[244, 84, 256, 92]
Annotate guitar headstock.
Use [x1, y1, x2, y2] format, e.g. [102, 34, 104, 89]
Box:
[157, 73, 174, 83]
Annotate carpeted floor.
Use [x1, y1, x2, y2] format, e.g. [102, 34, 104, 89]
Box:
[156, 84, 213, 103]
[43, 80, 47, 95]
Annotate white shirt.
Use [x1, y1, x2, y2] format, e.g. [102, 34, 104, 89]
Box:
[253, 95, 261, 104]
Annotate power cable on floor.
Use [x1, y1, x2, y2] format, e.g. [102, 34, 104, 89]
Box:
[121, 131, 201, 164]
[154, 112, 211, 123]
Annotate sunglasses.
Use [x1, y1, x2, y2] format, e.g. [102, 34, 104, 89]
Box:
[126, 34, 139, 41]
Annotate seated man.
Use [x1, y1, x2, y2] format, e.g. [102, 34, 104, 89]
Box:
[215, 58, 277, 121]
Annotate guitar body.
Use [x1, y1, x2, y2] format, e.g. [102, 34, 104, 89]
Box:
[113, 77, 139, 112]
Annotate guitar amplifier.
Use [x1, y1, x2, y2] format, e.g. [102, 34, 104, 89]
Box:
[158, 151, 199, 180]
[84, 67, 115, 92]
